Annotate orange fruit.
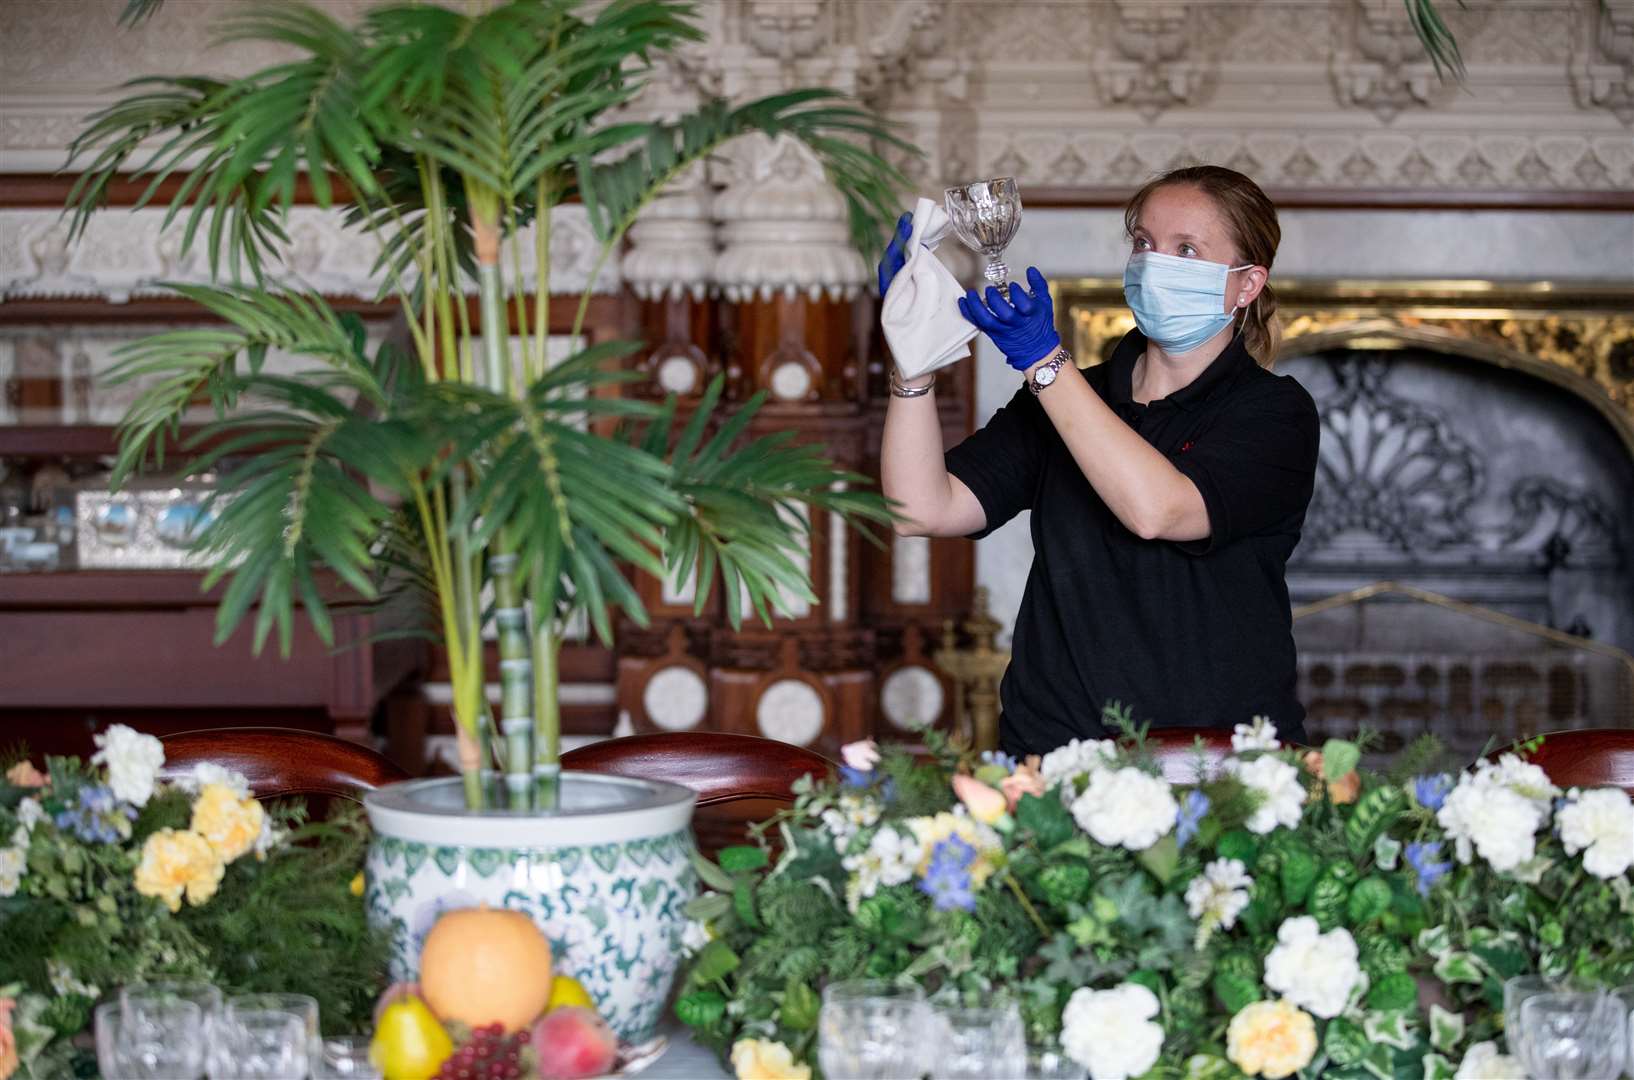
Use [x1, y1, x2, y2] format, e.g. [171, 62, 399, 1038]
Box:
[418, 906, 554, 1033]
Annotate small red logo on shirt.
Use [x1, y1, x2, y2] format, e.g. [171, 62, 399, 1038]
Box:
[1179, 440, 1195, 453]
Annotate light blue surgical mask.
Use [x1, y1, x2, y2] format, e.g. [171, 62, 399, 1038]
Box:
[1123, 251, 1254, 355]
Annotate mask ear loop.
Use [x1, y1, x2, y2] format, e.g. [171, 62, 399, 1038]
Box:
[1228, 264, 1257, 331]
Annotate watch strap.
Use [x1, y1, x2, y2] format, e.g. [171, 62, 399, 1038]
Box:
[1027, 347, 1072, 395]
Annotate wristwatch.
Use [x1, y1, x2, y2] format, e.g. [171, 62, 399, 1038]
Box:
[1028, 347, 1072, 396]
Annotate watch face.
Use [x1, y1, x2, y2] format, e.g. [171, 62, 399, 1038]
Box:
[1035, 364, 1058, 387]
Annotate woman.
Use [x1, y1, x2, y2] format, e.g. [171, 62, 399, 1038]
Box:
[879, 165, 1319, 756]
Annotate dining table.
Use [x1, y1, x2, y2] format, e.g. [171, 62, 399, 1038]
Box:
[633, 1028, 730, 1079]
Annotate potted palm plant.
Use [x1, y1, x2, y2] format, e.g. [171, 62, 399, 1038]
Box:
[64, 0, 906, 1044]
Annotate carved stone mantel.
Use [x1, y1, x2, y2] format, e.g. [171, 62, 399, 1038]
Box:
[2, 0, 1631, 194]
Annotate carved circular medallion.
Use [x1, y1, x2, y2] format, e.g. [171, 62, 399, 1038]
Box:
[755, 679, 825, 746]
[769, 361, 813, 401]
[880, 666, 945, 730]
[656, 355, 699, 396]
[642, 665, 708, 731]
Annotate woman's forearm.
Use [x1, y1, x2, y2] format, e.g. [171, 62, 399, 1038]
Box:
[880, 374, 985, 538]
[1030, 360, 1209, 542]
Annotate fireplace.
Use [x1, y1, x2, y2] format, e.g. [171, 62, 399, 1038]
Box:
[1060, 279, 1634, 759]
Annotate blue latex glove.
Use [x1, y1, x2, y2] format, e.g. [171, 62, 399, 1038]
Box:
[958, 266, 1061, 372]
[876, 211, 914, 297]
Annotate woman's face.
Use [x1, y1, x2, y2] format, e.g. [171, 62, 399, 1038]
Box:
[1129, 183, 1261, 313]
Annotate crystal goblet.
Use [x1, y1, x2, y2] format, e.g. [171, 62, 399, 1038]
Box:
[943, 177, 1023, 294]
[818, 979, 928, 1080]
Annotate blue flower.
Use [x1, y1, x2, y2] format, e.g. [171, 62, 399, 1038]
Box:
[1405, 840, 1453, 897]
[1412, 774, 1454, 812]
[1175, 790, 1211, 848]
[980, 750, 1018, 772]
[838, 766, 873, 788]
[53, 784, 135, 844]
[920, 837, 978, 911]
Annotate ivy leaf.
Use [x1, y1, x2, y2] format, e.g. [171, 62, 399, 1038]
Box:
[675, 989, 726, 1029]
[782, 979, 820, 1031]
[1433, 951, 1483, 985]
[690, 851, 736, 893]
[1322, 739, 1362, 781]
[688, 939, 740, 985]
[1428, 1003, 1464, 1052]
[1016, 792, 1075, 849]
[1136, 835, 1180, 886]
[718, 845, 769, 874]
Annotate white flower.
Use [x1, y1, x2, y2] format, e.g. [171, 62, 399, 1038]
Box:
[1454, 1040, 1527, 1079]
[842, 826, 923, 912]
[1225, 755, 1306, 834]
[1060, 983, 1165, 1080]
[1489, 754, 1559, 814]
[0, 845, 24, 898]
[1263, 916, 1363, 1019]
[47, 959, 100, 1000]
[1557, 787, 1634, 879]
[90, 724, 166, 807]
[1185, 858, 1253, 944]
[16, 796, 45, 834]
[178, 762, 252, 799]
[1437, 761, 1553, 873]
[1070, 767, 1178, 852]
[820, 792, 882, 852]
[681, 916, 713, 955]
[1040, 739, 1118, 788]
[1231, 716, 1281, 752]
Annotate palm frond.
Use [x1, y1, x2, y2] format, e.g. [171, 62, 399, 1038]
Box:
[104, 286, 388, 484]
[575, 89, 915, 266]
[118, 0, 164, 27]
[1402, 0, 1466, 80]
[638, 376, 898, 629]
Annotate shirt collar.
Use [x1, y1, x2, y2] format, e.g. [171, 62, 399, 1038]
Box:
[1108, 328, 1254, 411]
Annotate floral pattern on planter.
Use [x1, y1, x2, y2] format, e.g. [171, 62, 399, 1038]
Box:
[365, 828, 698, 1044]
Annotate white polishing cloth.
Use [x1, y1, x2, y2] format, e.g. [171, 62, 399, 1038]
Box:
[880, 197, 978, 382]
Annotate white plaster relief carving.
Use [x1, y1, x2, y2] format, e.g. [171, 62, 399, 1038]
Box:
[642, 665, 708, 731]
[1571, 0, 1634, 125]
[892, 535, 931, 605]
[1330, 0, 1445, 123]
[755, 678, 825, 746]
[712, 133, 867, 303]
[1093, 1, 1210, 120]
[622, 161, 716, 302]
[0, 207, 620, 303]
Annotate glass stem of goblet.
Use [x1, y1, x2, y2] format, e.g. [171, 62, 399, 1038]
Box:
[983, 258, 1011, 297]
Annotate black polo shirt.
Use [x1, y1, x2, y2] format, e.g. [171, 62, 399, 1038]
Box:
[945, 329, 1319, 757]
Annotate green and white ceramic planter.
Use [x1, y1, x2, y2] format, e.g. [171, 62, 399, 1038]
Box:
[363, 774, 697, 1046]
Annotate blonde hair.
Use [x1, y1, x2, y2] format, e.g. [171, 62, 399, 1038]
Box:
[1124, 165, 1283, 367]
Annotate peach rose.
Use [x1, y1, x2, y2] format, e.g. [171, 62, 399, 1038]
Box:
[840, 740, 880, 773]
[952, 774, 1008, 825]
[189, 783, 265, 863]
[0, 996, 17, 1080]
[1227, 999, 1317, 1078]
[731, 1038, 811, 1080]
[4, 762, 46, 789]
[1302, 751, 1360, 805]
[1000, 760, 1047, 810]
[134, 828, 225, 912]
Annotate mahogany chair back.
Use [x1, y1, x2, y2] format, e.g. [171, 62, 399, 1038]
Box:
[159, 727, 409, 802]
[1142, 727, 1239, 785]
[561, 732, 833, 855]
[1494, 728, 1634, 794]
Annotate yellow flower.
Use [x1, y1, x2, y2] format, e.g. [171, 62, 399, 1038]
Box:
[1227, 999, 1318, 1079]
[190, 783, 265, 863]
[731, 1039, 810, 1080]
[134, 828, 225, 913]
[906, 811, 1002, 885]
[350, 871, 366, 898]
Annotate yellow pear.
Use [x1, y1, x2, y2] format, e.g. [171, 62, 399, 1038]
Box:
[371, 996, 453, 1080]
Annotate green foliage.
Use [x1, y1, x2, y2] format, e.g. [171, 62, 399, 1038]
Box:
[677, 726, 1634, 1077]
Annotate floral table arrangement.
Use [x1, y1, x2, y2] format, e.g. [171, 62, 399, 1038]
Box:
[0, 726, 383, 1079]
[677, 709, 1634, 1079]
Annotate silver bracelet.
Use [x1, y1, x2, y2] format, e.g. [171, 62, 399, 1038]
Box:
[889, 370, 936, 398]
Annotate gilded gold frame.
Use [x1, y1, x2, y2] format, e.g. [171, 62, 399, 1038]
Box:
[1054, 278, 1634, 458]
